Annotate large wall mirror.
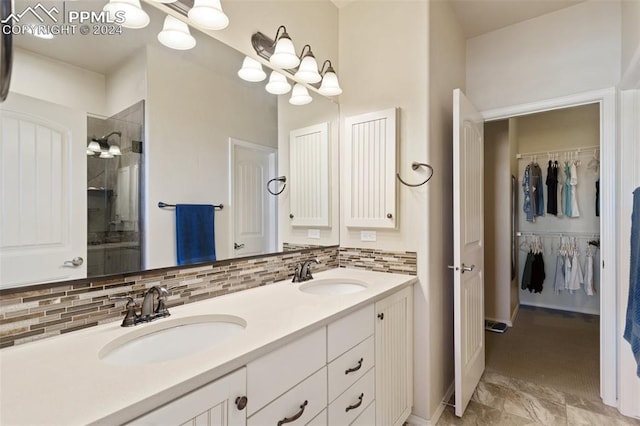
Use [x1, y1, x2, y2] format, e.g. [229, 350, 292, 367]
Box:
[0, 0, 339, 289]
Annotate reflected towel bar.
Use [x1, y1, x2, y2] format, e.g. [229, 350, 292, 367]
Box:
[158, 202, 223, 210]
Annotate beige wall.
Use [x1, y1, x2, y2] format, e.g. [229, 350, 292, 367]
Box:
[10, 48, 106, 115]
[621, 0, 640, 85]
[426, 0, 467, 420]
[483, 120, 513, 324]
[466, 1, 621, 111]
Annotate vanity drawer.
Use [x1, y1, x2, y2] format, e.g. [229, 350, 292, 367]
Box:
[248, 367, 327, 426]
[351, 401, 375, 426]
[247, 327, 326, 415]
[328, 335, 374, 403]
[328, 367, 375, 426]
[306, 408, 327, 426]
[327, 304, 374, 361]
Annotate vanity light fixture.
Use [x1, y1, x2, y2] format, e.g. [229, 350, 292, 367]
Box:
[157, 15, 196, 50]
[187, 0, 229, 30]
[103, 0, 150, 29]
[265, 71, 292, 95]
[318, 60, 343, 96]
[87, 132, 122, 159]
[99, 152, 115, 159]
[252, 26, 300, 69]
[237, 57, 267, 82]
[289, 83, 312, 106]
[108, 145, 122, 156]
[294, 45, 321, 84]
[88, 141, 101, 153]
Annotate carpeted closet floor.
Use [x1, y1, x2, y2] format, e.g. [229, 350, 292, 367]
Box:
[436, 305, 640, 425]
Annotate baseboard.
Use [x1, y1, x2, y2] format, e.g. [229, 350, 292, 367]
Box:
[406, 414, 428, 426]
[519, 301, 600, 316]
[416, 381, 455, 426]
[510, 303, 520, 325]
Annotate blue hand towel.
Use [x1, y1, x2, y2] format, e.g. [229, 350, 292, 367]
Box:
[175, 204, 216, 266]
[624, 187, 640, 377]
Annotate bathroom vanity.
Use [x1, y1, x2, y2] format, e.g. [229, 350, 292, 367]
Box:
[0, 269, 415, 426]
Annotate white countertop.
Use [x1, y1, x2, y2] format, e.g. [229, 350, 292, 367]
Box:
[0, 268, 416, 426]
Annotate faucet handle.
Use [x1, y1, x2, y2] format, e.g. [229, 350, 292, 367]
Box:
[112, 296, 139, 327]
[154, 288, 171, 318]
[292, 263, 303, 283]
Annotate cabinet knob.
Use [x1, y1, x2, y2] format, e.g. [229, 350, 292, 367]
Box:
[378, 313, 384, 320]
[235, 396, 248, 410]
[289, 213, 294, 219]
[386, 213, 393, 219]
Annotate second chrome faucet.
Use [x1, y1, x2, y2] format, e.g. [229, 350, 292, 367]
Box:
[292, 258, 320, 283]
[115, 286, 170, 327]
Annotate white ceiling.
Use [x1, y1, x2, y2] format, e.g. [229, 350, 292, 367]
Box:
[448, 0, 585, 38]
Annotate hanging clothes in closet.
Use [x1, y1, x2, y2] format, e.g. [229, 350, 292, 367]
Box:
[563, 160, 581, 218]
[521, 237, 545, 293]
[546, 160, 559, 215]
[523, 162, 544, 222]
[554, 237, 589, 294]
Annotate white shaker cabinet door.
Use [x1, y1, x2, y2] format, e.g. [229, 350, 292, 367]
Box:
[127, 368, 247, 426]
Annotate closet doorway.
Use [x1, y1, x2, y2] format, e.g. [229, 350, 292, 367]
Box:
[480, 88, 616, 407]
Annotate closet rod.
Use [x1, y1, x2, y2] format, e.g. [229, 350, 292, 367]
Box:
[516, 145, 599, 160]
[517, 231, 599, 238]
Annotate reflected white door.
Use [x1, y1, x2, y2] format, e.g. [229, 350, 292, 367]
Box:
[230, 139, 276, 258]
[452, 88, 485, 416]
[0, 93, 87, 288]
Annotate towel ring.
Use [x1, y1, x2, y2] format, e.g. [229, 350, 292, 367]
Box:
[396, 162, 434, 187]
[267, 176, 286, 196]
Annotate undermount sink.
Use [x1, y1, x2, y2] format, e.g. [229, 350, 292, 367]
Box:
[99, 315, 246, 366]
[299, 278, 368, 295]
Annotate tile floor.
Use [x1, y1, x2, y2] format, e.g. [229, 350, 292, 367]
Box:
[436, 369, 640, 425]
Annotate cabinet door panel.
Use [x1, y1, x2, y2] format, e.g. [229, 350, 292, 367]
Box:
[375, 287, 413, 426]
[327, 304, 373, 361]
[127, 368, 246, 426]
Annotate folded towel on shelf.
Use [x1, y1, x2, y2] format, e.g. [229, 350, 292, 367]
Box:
[175, 204, 216, 266]
[624, 187, 640, 377]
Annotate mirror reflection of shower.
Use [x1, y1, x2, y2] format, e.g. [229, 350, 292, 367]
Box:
[87, 131, 123, 159]
[87, 101, 144, 278]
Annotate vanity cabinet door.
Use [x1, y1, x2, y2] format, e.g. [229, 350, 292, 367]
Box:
[375, 286, 413, 426]
[127, 368, 247, 426]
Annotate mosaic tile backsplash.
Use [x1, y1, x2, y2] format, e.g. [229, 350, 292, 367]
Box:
[0, 246, 416, 348]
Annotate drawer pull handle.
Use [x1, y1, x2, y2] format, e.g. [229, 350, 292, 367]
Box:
[277, 400, 308, 426]
[345, 358, 364, 375]
[345, 393, 364, 412]
[235, 396, 248, 410]
[378, 313, 384, 320]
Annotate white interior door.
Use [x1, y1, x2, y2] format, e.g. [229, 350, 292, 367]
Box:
[230, 139, 276, 258]
[0, 93, 87, 288]
[452, 88, 485, 417]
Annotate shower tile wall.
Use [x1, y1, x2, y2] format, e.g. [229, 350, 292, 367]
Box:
[87, 102, 144, 277]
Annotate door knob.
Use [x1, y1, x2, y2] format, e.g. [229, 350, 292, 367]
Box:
[64, 257, 84, 267]
[233, 243, 245, 250]
[461, 264, 475, 273]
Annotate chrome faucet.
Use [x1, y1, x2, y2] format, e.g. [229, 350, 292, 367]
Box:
[292, 258, 320, 283]
[113, 286, 170, 327]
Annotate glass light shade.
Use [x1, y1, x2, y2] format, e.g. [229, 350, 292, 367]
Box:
[157, 15, 196, 50]
[99, 152, 114, 159]
[88, 141, 101, 152]
[86, 149, 95, 156]
[294, 55, 321, 84]
[108, 145, 122, 156]
[265, 71, 291, 95]
[188, 0, 229, 30]
[289, 84, 312, 106]
[103, 0, 150, 29]
[319, 70, 343, 96]
[270, 37, 299, 69]
[237, 57, 266, 82]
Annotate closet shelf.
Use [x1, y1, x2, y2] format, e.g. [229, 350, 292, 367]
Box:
[516, 145, 599, 160]
[517, 231, 599, 238]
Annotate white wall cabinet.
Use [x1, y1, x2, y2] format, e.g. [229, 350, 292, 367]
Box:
[127, 367, 247, 426]
[344, 108, 398, 229]
[289, 122, 330, 227]
[375, 286, 414, 426]
[128, 286, 413, 426]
